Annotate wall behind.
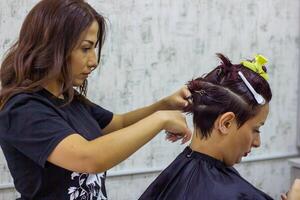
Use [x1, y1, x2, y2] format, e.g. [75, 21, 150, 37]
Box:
[0, 0, 299, 199]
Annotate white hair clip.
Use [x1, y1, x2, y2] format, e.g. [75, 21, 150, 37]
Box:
[238, 71, 265, 105]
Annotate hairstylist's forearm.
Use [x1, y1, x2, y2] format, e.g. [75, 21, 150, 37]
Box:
[122, 98, 168, 126]
[86, 112, 165, 172]
[49, 111, 164, 173]
[111, 86, 190, 130]
[102, 99, 168, 134]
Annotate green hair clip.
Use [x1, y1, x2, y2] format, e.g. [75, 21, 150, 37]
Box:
[241, 55, 269, 81]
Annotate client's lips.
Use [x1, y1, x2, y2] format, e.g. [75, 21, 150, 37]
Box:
[244, 151, 251, 157]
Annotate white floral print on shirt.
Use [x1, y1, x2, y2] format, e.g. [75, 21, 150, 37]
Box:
[68, 172, 107, 200]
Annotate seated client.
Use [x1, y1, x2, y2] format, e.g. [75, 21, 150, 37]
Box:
[139, 54, 273, 200]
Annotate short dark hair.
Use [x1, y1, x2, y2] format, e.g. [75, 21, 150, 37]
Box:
[185, 54, 272, 138]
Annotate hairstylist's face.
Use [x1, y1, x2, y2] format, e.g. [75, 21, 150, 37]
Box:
[224, 104, 269, 166]
[70, 20, 99, 86]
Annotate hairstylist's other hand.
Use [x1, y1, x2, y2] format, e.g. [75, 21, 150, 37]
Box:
[162, 86, 191, 110]
[157, 110, 192, 144]
[281, 179, 300, 200]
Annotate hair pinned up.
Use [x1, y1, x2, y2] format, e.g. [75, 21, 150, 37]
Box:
[185, 54, 272, 139]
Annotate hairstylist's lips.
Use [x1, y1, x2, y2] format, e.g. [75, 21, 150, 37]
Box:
[244, 151, 251, 157]
[81, 73, 90, 79]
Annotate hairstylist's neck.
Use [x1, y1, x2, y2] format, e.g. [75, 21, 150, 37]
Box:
[43, 80, 64, 99]
[189, 130, 225, 162]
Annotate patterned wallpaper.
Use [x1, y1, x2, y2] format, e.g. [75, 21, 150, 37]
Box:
[0, 0, 299, 199]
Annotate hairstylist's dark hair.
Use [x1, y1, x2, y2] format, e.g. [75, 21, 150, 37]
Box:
[185, 54, 272, 139]
[0, 0, 106, 108]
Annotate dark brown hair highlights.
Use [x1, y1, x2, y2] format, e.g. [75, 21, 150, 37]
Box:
[0, 0, 106, 108]
[185, 54, 272, 139]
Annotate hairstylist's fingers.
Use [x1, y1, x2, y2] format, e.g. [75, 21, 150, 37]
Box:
[185, 96, 193, 105]
[162, 110, 190, 141]
[182, 85, 192, 98]
[168, 115, 191, 144]
[174, 95, 189, 108]
[165, 134, 178, 142]
[165, 130, 191, 144]
[180, 86, 192, 107]
[181, 128, 192, 144]
[180, 115, 192, 144]
[168, 86, 192, 109]
[165, 131, 181, 142]
[165, 134, 171, 140]
[281, 193, 287, 200]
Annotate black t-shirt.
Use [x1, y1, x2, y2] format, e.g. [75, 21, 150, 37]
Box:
[0, 89, 113, 200]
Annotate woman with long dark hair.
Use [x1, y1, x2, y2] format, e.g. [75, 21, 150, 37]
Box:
[139, 54, 275, 200]
[0, 0, 192, 199]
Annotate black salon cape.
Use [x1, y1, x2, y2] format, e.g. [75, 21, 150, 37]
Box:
[139, 147, 273, 200]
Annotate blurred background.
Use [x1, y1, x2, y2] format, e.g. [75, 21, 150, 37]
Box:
[0, 0, 299, 199]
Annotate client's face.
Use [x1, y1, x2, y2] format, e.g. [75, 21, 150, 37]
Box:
[225, 104, 269, 166]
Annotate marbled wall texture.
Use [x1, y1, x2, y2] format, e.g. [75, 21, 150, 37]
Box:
[0, 0, 299, 199]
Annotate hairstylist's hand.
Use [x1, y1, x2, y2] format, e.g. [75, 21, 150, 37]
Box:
[157, 110, 192, 144]
[162, 86, 191, 110]
[281, 179, 300, 200]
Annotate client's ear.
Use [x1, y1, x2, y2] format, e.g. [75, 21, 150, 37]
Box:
[217, 112, 236, 134]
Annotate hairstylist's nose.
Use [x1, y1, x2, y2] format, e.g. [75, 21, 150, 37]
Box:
[88, 49, 97, 67]
[252, 135, 261, 148]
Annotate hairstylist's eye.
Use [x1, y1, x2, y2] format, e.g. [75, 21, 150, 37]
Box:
[253, 129, 260, 134]
[81, 47, 91, 53]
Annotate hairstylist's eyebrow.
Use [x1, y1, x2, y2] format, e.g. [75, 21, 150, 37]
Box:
[82, 40, 95, 46]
